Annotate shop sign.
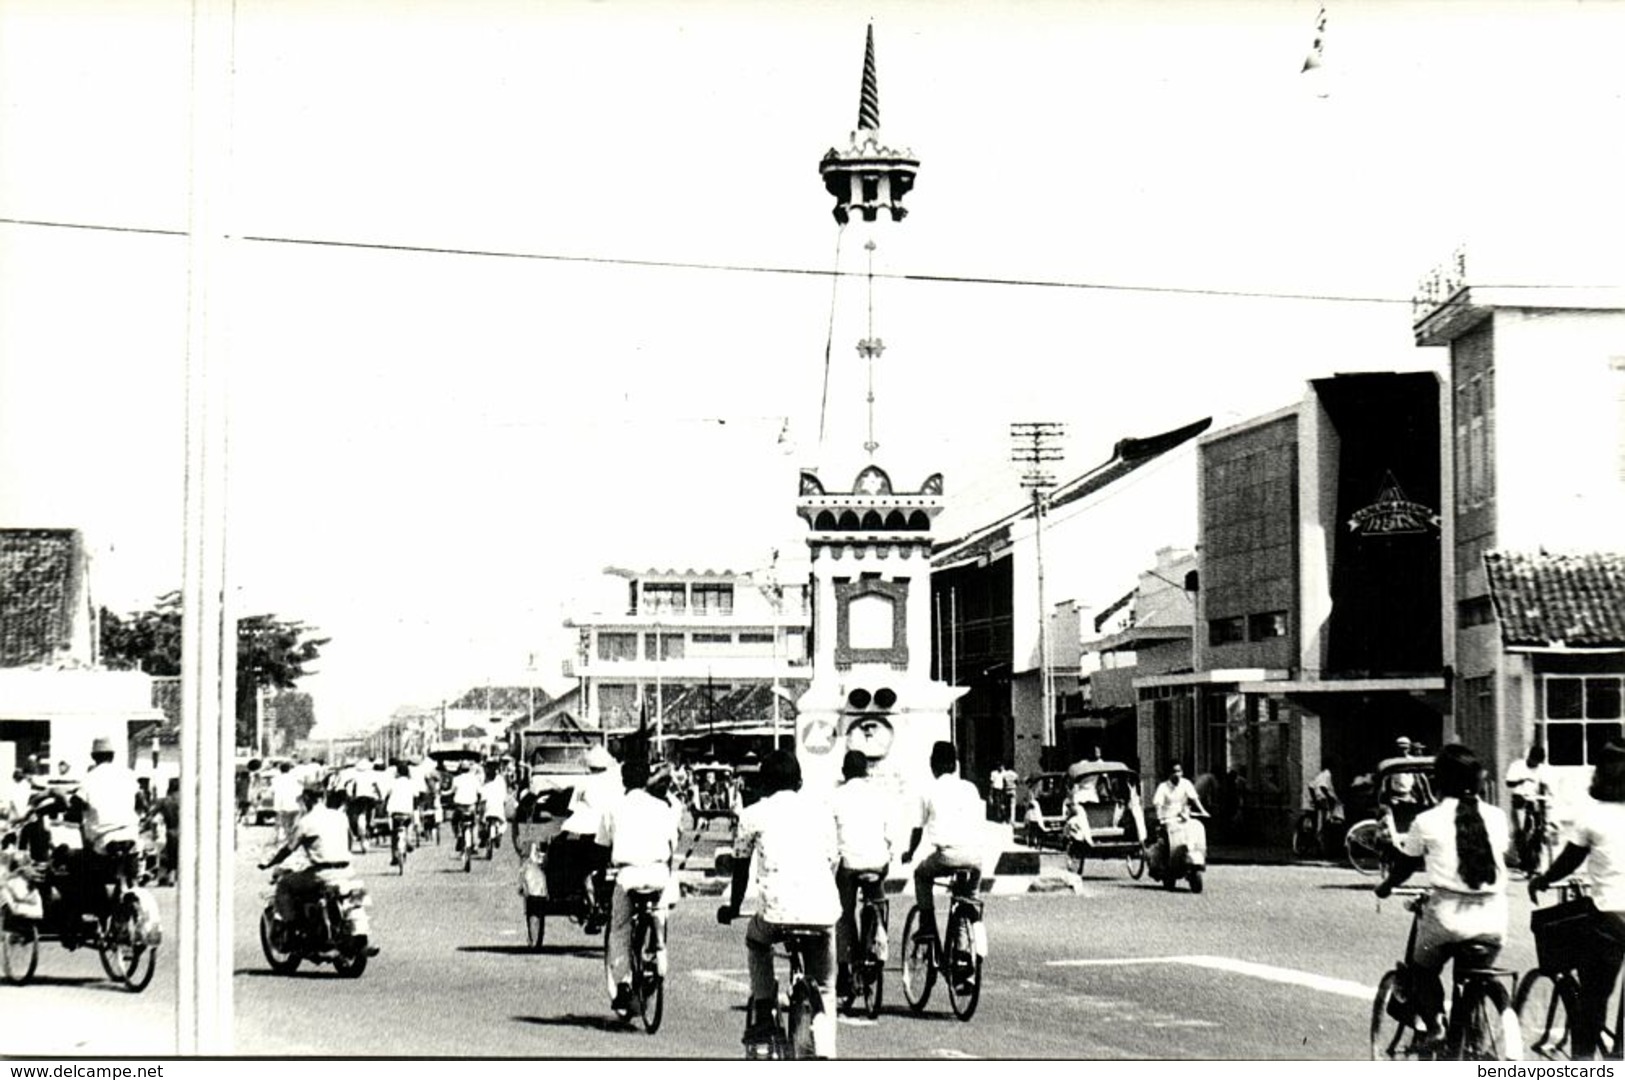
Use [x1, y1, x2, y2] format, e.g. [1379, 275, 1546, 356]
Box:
[1349, 472, 1439, 537]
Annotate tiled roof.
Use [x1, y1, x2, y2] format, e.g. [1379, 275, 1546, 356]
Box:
[0, 529, 84, 667]
[1484, 551, 1625, 649]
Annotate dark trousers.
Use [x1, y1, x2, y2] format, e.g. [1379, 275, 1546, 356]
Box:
[1575, 910, 1625, 1058]
[835, 864, 886, 964]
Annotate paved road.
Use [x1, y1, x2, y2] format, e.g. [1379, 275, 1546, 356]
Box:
[0, 828, 1545, 1059]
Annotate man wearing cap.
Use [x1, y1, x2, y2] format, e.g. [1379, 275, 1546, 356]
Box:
[1387, 737, 1420, 805]
[78, 737, 140, 857]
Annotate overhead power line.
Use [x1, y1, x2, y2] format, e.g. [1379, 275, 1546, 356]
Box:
[2, 213, 1614, 308]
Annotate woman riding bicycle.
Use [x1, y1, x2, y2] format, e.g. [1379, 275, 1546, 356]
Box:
[1374, 742, 1510, 1045]
[1528, 737, 1625, 1058]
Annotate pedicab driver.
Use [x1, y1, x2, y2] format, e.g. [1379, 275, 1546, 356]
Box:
[901, 741, 985, 945]
[718, 749, 840, 1055]
[596, 757, 680, 1018]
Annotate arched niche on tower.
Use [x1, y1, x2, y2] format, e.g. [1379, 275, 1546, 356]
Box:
[906, 510, 930, 531]
[814, 510, 838, 531]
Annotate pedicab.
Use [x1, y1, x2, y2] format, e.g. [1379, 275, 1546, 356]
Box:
[0, 803, 162, 989]
[1016, 772, 1068, 849]
[1061, 761, 1148, 879]
[1344, 755, 1436, 876]
[689, 762, 740, 825]
[512, 768, 610, 951]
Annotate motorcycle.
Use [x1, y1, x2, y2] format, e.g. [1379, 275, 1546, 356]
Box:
[258, 865, 377, 977]
[1146, 812, 1208, 893]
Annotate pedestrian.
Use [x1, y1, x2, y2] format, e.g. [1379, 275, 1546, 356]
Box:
[987, 763, 1007, 823]
[270, 760, 304, 847]
[1529, 738, 1625, 1058]
[157, 777, 181, 884]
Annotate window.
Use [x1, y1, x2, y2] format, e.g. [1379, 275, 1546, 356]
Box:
[784, 629, 808, 664]
[738, 632, 775, 645]
[1208, 616, 1245, 645]
[597, 684, 637, 725]
[597, 633, 637, 662]
[691, 584, 734, 616]
[1248, 611, 1288, 640]
[643, 633, 685, 661]
[691, 633, 732, 644]
[642, 584, 686, 615]
[1454, 345, 1495, 512]
[1457, 596, 1495, 629]
[1538, 675, 1625, 767]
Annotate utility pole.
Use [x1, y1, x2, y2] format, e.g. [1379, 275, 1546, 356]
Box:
[1011, 421, 1067, 759]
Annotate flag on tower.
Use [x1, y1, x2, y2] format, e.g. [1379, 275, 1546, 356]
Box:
[858, 23, 880, 130]
[1301, 6, 1327, 72]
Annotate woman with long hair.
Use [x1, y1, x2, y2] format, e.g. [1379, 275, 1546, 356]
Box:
[1375, 743, 1510, 1043]
[1529, 738, 1625, 1058]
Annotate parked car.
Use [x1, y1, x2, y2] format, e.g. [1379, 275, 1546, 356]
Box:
[1016, 772, 1069, 848]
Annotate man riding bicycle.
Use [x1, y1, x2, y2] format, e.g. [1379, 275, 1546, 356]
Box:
[478, 761, 509, 851]
[383, 761, 418, 867]
[448, 762, 482, 853]
[595, 757, 680, 1018]
[831, 749, 893, 1001]
[718, 749, 839, 1056]
[901, 741, 984, 946]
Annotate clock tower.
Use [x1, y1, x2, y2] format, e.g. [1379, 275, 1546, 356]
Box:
[793, 26, 964, 799]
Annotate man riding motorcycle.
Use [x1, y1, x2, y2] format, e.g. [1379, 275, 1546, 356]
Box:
[259, 786, 353, 922]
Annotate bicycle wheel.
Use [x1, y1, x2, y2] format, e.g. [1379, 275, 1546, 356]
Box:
[0, 911, 39, 986]
[1514, 969, 1575, 1060]
[900, 906, 936, 1013]
[104, 895, 158, 992]
[1447, 978, 1517, 1061]
[1125, 844, 1146, 880]
[632, 915, 664, 1034]
[944, 913, 982, 1022]
[787, 979, 825, 1059]
[1346, 819, 1385, 876]
[462, 830, 473, 873]
[858, 904, 885, 1020]
[1371, 969, 1422, 1061]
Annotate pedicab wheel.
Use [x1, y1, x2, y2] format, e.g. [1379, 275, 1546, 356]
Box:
[786, 980, 822, 1059]
[1514, 969, 1575, 1060]
[525, 910, 545, 951]
[259, 908, 301, 974]
[103, 895, 157, 991]
[900, 906, 935, 1013]
[1161, 871, 1177, 891]
[1345, 819, 1385, 876]
[0, 911, 39, 985]
[1371, 969, 1419, 1060]
[1125, 845, 1146, 880]
[332, 940, 369, 979]
[1188, 870, 1204, 894]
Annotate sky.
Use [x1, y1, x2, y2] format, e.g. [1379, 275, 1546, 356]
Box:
[4, 0, 1625, 736]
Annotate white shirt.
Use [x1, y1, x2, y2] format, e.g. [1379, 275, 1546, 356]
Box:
[916, 772, 984, 856]
[596, 788, 679, 870]
[562, 769, 623, 835]
[479, 777, 509, 816]
[1572, 799, 1625, 913]
[1153, 777, 1201, 824]
[735, 789, 839, 926]
[450, 770, 482, 807]
[271, 770, 304, 814]
[831, 777, 892, 871]
[292, 804, 351, 866]
[384, 775, 418, 816]
[79, 760, 140, 851]
[1398, 796, 1510, 896]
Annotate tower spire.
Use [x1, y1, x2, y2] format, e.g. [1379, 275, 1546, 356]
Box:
[858, 23, 880, 131]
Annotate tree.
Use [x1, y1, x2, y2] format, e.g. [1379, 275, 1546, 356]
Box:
[100, 598, 330, 750]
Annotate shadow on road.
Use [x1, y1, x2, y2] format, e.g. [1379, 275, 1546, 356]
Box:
[236, 967, 355, 980]
[513, 1013, 635, 1033]
[1316, 883, 1377, 892]
[457, 943, 600, 959]
[11, 974, 106, 989]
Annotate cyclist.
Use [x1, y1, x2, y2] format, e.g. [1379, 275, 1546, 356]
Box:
[718, 749, 839, 1056]
[1374, 742, 1509, 1046]
[1506, 743, 1553, 870]
[901, 741, 984, 946]
[550, 745, 620, 931]
[1528, 737, 1625, 1059]
[448, 762, 482, 853]
[383, 761, 418, 867]
[831, 749, 893, 1000]
[478, 760, 510, 852]
[596, 757, 680, 1018]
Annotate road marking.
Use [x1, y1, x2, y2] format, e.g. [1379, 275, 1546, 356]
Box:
[689, 968, 752, 994]
[1047, 954, 1374, 1001]
[933, 1049, 981, 1059]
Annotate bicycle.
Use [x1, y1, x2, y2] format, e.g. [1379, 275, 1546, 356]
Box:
[1512, 796, 1556, 878]
[389, 812, 412, 875]
[1345, 816, 1390, 875]
[1369, 889, 1521, 1060]
[836, 869, 888, 1020]
[606, 882, 666, 1034]
[453, 805, 476, 872]
[1514, 880, 1622, 1059]
[717, 906, 834, 1060]
[901, 868, 986, 1021]
[1292, 802, 1344, 860]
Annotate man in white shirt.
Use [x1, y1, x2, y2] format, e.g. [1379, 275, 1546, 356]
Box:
[384, 761, 420, 866]
[1152, 760, 1209, 827]
[270, 761, 305, 847]
[719, 749, 839, 1053]
[902, 741, 985, 944]
[596, 757, 680, 1017]
[449, 762, 483, 853]
[831, 749, 892, 997]
[78, 737, 140, 857]
[260, 787, 355, 921]
[478, 761, 510, 851]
